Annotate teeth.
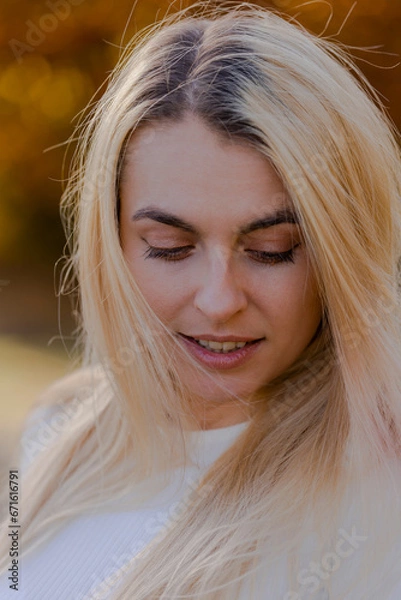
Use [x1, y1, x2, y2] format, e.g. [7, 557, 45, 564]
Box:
[195, 339, 248, 353]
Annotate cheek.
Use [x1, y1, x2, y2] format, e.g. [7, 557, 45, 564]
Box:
[259, 265, 321, 337]
[123, 248, 185, 321]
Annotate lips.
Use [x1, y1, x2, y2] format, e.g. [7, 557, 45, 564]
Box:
[179, 334, 265, 353]
[179, 333, 265, 344]
[176, 333, 265, 370]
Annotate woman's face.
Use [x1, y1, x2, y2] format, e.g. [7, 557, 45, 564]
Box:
[120, 115, 322, 428]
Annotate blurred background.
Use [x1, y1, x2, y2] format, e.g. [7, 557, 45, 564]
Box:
[1, 0, 401, 467]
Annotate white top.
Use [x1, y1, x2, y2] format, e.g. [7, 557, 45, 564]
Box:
[0, 421, 250, 600]
[2, 411, 401, 599]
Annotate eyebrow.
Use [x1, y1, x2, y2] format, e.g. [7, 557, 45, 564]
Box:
[131, 207, 299, 235]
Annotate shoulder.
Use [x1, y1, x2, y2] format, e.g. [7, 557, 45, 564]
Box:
[23, 364, 106, 432]
[20, 365, 107, 472]
[32, 364, 106, 410]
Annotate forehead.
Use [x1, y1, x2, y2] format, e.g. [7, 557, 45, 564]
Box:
[120, 115, 293, 233]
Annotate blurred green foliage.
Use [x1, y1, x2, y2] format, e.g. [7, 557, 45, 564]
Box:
[0, 0, 400, 267]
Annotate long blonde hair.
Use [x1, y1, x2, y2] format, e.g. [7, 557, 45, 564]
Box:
[3, 3, 401, 598]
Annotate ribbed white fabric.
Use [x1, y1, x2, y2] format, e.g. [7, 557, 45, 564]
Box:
[1, 414, 401, 599]
[0, 421, 249, 600]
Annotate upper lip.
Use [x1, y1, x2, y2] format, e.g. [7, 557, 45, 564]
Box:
[179, 333, 265, 343]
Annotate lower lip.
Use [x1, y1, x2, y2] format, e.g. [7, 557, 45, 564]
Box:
[177, 334, 264, 370]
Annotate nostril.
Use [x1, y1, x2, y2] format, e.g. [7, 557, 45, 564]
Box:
[193, 288, 248, 321]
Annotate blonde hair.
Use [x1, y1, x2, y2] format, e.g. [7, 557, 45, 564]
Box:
[2, 3, 401, 598]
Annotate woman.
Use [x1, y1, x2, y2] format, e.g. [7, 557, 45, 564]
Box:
[1, 4, 401, 599]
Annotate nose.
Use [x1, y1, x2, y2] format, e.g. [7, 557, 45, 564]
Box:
[193, 246, 248, 324]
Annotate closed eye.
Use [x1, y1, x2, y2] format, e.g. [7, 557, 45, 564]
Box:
[142, 245, 194, 261]
[142, 244, 300, 265]
[245, 245, 300, 265]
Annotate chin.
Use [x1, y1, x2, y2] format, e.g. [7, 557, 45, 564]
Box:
[186, 374, 256, 404]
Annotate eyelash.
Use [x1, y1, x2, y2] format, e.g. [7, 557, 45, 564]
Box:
[143, 244, 300, 265]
